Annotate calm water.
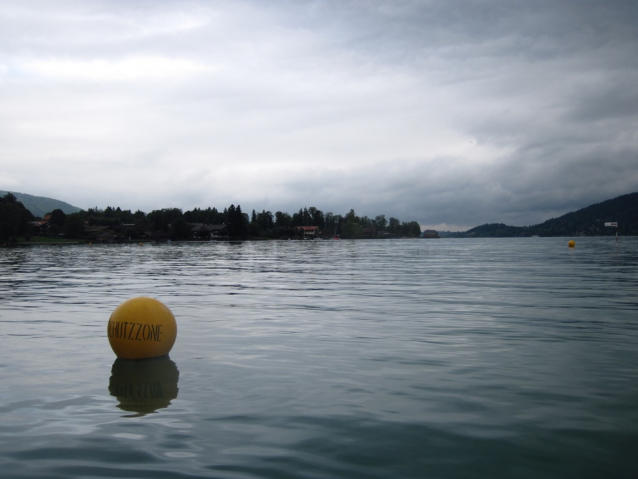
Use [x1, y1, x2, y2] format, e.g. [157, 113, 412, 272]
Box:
[1, 238, 637, 478]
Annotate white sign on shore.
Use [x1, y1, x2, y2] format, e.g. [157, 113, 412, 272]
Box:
[604, 222, 618, 227]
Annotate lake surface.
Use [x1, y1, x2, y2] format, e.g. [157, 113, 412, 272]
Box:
[1, 238, 637, 478]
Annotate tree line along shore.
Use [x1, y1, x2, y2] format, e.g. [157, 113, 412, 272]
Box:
[1, 193, 422, 243]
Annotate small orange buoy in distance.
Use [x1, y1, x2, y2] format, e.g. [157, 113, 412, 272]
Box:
[568, 240, 575, 248]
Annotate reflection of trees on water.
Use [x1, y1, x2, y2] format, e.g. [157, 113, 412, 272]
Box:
[109, 356, 179, 417]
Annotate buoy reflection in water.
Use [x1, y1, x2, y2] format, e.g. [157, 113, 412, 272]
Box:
[108, 356, 179, 417]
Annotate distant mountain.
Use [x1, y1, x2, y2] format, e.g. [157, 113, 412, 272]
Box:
[463, 223, 526, 237]
[463, 192, 638, 237]
[0, 191, 82, 218]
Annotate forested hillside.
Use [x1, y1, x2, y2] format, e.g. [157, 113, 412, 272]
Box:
[464, 192, 638, 237]
[0, 191, 81, 218]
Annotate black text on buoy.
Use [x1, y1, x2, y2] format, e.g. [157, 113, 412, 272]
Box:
[107, 297, 177, 360]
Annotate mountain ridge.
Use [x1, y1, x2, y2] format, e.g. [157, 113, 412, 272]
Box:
[463, 192, 638, 237]
[0, 191, 82, 218]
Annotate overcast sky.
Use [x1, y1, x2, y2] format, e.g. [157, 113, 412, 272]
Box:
[1, 0, 637, 230]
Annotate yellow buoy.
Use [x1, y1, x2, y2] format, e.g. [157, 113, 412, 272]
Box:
[568, 240, 575, 248]
[107, 297, 177, 360]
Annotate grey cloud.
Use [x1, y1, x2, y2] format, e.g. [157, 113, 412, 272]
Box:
[1, 0, 637, 231]
[564, 78, 638, 123]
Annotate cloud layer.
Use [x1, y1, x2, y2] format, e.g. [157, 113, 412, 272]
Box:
[1, 0, 637, 230]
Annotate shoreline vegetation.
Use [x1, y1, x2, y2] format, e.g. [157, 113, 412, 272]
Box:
[1, 193, 422, 244]
[2, 191, 637, 244]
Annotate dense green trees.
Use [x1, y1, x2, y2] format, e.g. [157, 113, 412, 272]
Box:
[341, 209, 363, 239]
[147, 208, 184, 233]
[184, 207, 225, 225]
[63, 213, 85, 237]
[170, 218, 191, 239]
[49, 209, 66, 228]
[374, 215, 387, 232]
[341, 221, 363, 239]
[81, 206, 144, 227]
[254, 210, 274, 232]
[1, 192, 424, 241]
[388, 217, 401, 235]
[323, 212, 339, 236]
[275, 211, 292, 228]
[0, 193, 34, 241]
[401, 221, 422, 237]
[226, 204, 249, 239]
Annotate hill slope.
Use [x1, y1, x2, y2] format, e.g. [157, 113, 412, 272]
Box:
[0, 191, 82, 218]
[464, 192, 638, 237]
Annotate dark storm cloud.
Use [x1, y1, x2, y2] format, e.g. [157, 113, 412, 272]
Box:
[1, 0, 637, 230]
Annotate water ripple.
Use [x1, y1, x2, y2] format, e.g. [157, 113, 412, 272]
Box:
[1, 238, 638, 478]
